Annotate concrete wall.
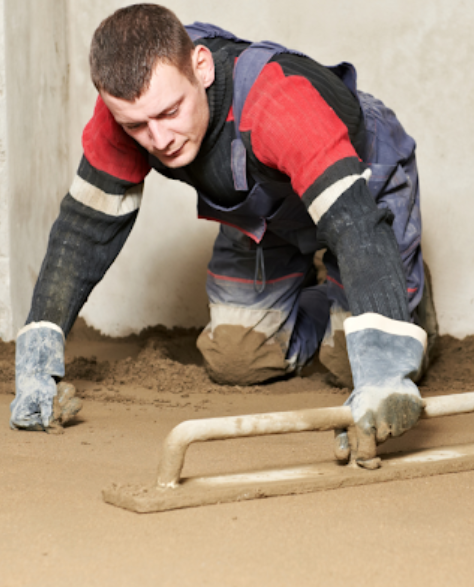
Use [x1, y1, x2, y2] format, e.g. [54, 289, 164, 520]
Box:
[0, 0, 13, 340]
[0, 0, 69, 339]
[1, 1, 474, 339]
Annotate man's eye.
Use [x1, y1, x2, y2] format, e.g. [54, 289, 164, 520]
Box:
[125, 123, 143, 131]
[164, 107, 179, 118]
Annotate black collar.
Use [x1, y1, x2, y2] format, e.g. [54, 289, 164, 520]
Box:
[197, 48, 234, 158]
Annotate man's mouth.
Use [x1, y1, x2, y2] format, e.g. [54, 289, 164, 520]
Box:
[163, 142, 187, 158]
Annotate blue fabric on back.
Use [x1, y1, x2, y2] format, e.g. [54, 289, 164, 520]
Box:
[185, 22, 424, 316]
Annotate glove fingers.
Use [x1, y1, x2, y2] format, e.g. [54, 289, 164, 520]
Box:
[46, 382, 83, 433]
[353, 412, 379, 466]
[334, 429, 350, 461]
[10, 413, 44, 431]
[375, 393, 424, 442]
[334, 417, 378, 465]
[349, 394, 423, 468]
[10, 393, 44, 430]
[56, 382, 82, 423]
[59, 397, 83, 424]
[11, 379, 82, 433]
[38, 377, 58, 429]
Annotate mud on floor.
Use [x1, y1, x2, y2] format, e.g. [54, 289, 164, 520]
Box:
[0, 318, 473, 405]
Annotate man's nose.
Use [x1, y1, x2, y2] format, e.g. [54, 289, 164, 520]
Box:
[148, 120, 174, 151]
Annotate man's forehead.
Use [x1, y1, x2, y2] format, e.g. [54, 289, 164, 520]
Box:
[152, 58, 181, 76]
[102, 64, 190, 119]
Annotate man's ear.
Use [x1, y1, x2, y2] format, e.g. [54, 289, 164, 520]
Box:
[192, 45, 215, 88]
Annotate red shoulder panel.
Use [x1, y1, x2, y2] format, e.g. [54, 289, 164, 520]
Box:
[240, 61, 359, 196]
[82, 96, 151, 184]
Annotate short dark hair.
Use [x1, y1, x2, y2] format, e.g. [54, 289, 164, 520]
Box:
[89, 4, 195, 100]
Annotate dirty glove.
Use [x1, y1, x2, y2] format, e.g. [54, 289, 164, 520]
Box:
[11, 322, 81, 432]
[334, 313, 427, 468]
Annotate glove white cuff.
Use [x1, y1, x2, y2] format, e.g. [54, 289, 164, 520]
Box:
[17, 321, 65, 342]
[344, 312, 427, 351]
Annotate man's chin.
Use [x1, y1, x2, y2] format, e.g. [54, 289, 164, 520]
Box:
[154, 146, 197, 168]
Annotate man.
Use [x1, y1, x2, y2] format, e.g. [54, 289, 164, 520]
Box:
[11, 4, 437, 467]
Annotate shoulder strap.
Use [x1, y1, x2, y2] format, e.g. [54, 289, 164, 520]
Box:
[232, 41, 306, 141]
[231, 45, 359, 191]
[185, 22, 250, 44]
[231, 41, 306, 191]
[185, 24, 359, 192]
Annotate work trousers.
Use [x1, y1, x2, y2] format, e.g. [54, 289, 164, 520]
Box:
[197, 93, 424, 386]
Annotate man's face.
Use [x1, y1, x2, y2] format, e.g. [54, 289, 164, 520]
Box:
[101, 46, 215, 168]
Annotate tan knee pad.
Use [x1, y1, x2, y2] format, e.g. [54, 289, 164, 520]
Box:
[197, 323, 291, 386]
[318, 309, 353, 389]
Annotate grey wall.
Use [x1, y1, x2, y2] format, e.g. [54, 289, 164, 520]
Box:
[0, 0, 12, 340]
[2, 0, 70, 336]
[1, 1, 474, 339]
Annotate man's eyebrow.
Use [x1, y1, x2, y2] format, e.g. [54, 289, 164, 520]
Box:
[156, 98, 183, 116]
[122, 119, 147, 127]
[118, 98, 183, 127]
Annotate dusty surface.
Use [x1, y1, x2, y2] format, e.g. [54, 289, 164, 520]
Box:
[1, 319, 474, 586]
